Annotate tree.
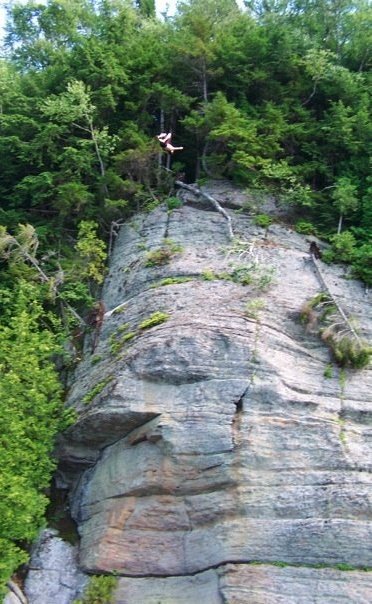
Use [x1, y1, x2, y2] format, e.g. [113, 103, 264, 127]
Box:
[41, 80, 115, 193]
[174, 0, 240, 102]
[0, 281, 65, 595]
[332, 177, 359, 234]
[135, 0, 155, 18]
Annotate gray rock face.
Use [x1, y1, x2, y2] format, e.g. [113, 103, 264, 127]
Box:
[58, 183, 372, 602]
[24, 529, 86, 604]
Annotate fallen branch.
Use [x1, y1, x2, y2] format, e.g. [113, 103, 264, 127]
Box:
[310, 253, 362, 344]
[175, 180, 234, 239]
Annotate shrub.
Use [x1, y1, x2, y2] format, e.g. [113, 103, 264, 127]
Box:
[253, 214, 272, 228]
[151, 276, 192, 287]
[329, 231, 357, 263]
[295, 220, 316, 235]
[74, 575, 118, 604]
[230, 265, 275, 290]
[139, 311, 169, 329]
[91, 354, 102, 365]
[202, 269, 217, 281]
[321, 249, 335, 264]
[0, 282, 65, 594]
[145, 239, 183, 267]
[245, 298, 265, 319]
[166, 196, 183, 210]
[323, 363, 333, 378]
[352, 243, 372, 286]
[82, 376, 113, 404]
[322, 333, 371, 369]
[145, 247, 173, 267]
[300, 293, 370, 369]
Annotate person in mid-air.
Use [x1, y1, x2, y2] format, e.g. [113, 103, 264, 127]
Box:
[157, 132, 183, 154]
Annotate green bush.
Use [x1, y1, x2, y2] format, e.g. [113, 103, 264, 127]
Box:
[74, 575, 118, 604]
[321, 249, 335, 264]
[151, 276, 192, 287]
[201, 269, 218, 281]
[322, 333, 371, 369]
[145, 247, 173, 267]
[166, 196, 183, 210]
[329, 231, 357, 263]
[145, 239, 183, 268]
[83, 376, 113, 404]
[139, 311, 169, 329]
[253, 214, 272, 228]
[295, 220, 316, 235]
[245, 298, 265, 319]
[0, 282, 65, 594]
[352, 243, 372, 286]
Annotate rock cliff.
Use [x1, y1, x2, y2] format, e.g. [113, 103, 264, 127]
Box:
[55, 182, 372, 603]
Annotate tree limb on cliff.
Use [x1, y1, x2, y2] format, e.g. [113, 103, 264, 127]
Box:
[310, 253, 362, 344]
[175, 181, 234, 239]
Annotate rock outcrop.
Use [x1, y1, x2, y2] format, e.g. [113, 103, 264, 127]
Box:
[57, 182, 372, 603]
[24, 529, 86, 604]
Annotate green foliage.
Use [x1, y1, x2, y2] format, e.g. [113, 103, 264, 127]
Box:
[110, 328, 136, 355]
[245, 298, 265, 319]
[323, 363, 334, 379]
[201, 269, 217, 281]
[300, 292, 370, 369]
[0, 281, 64, 592]
[75, 221, 107, 285]
[351, 243, 372, 285]
[151, 276, 193, 287]
[135, 0, 155, 19]
[295, 221, 316, 235]
[74, 575, 118, 604]
[145, 240, 183, 267]
[82, 376, 113, 404]
[139, 311, 169, 329]
[322, 332, 371, 369]
[145, 247, 173, 267]
[166, 196, 183, 211]
[329, 230, 357, 263]
[0, 0, 369, 286]
[230, 264, 275, 290]
[332, 177, 359, 224]
[91, 354, 103, 365]
[253, 214, 272, 228]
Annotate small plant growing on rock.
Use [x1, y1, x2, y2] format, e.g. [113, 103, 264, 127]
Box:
[230, 264, 275, 290]
[145, 239, 183, 267]
[109, 324, 136, 355]
[139, 311, 169, 329]
[83, 376, 113, 404]
[202, 269, 217, 281]
[253, 214, 272, 228]
[245, 298, 265, 319]
[323, 363, 333, 378]
[145, 247, 173, 267]
[166, 196, 183, 211]
[91, 354, 103, 365]
[151, 276, 192, 288]
[322, 331, 371, 369]
[300, 293, 371, 369]
[73, 575, 118, 604]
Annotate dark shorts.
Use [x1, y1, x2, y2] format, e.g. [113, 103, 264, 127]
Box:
[159, 141, 166, 148]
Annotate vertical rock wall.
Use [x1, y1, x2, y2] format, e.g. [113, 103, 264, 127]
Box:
[58, 188, 372, 603]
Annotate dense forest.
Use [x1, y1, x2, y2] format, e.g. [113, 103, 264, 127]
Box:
[0, 0, 371, 592]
